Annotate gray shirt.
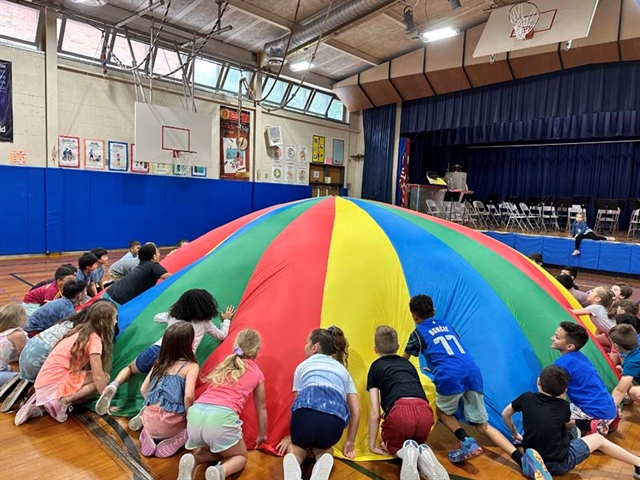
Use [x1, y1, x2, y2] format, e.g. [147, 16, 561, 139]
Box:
[109, 256, 140, 280]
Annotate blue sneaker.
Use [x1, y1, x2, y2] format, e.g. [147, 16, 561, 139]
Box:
[521, 448, 552, 480]
[447, 437, 482, 464]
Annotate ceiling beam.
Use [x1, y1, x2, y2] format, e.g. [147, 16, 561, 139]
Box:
[226, 1, 292, 31]
[324, 40, 382, 66]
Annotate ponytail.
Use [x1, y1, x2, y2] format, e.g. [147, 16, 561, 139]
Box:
[309, 325, 350, 367]
[207, 329, 261, 386]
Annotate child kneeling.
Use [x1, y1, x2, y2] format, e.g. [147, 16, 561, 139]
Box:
[367, 326, 448, 480]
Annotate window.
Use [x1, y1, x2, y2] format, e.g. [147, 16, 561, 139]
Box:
[286, 86, 311, 110]
[194, 58, 221, 88]
[328, 99, 346, 122]
[0, 0, 40, 44]
[61, 19, 104, 58]
[153, 47, 185, 79]
[57, 17, 63, 41]
[308, 91, 332, 116]
[262, 77, 289, 105]
[221, 67, 252, 93]
[110, 35, 149, 69]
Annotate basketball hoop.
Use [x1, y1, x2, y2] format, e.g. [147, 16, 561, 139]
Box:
[509, 1, 540, 40]
[172, 150, 197, 177]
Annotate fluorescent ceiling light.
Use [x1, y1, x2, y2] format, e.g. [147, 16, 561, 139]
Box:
[68, 0, 108, 6]
[420, 26, 460, 43]
[289, 61, 314, 72]
[116, 0, 164, 28]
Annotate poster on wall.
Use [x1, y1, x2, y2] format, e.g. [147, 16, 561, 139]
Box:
[0, 60, 13, 143]
[108, 141, 128, 171]
[296, 146, 308, 185]
[332, 139, 345, 166]
[284, 164, 295, 184]
[130, 144, 149, 173]
[312, 135, 325, 163]
[271, 164, 283, 183]
[220, 107, 250, 180]
[10, 150, 26, 165]
[192, 166, 207, 177]
[285, 144, 296, 162]
[58, 136, 80, 168]
[84, 139, 105, 170]
[298, 146, 308, 163]
[152, 163, 170, 175]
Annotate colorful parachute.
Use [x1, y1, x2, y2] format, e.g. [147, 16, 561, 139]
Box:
[108, 196, 618, 461]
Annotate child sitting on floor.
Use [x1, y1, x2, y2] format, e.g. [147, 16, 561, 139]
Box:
[571, 286, 616, 351]
[403, 294, 508, 464]
[22, 264, 76, 316]
[25, 279, 86, 335]
[177, 329, 267, 480]
[609, 325, 640, 406]
[0, 304, 28, 385]
[76, 252, 100, 298]
[551, 322, 618, 435]
[367, 325, 447, 480]
[15, 301, 117, 426]
[502, 365, 640, 479]
[96, 289, 233, 425]
[612, 282, 633, 300]
[89, 247, 109, 292]
[138, 322, 199, 458]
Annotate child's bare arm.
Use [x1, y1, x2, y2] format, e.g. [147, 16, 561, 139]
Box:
[343, 393, 360, 459]
[612, 375, 634, 406]
[367, 388, 386, 454]
[183, 363, 199, 409]
[90, 353, 109, 394]
[140, 370, 152, 399]
[501, 403, 522, 442]
[571, 307, 590, 316]
[253, 382, 268, 448]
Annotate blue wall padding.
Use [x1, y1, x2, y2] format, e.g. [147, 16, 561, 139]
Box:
[0, 166, 46, 254]
[0, 166, 312, 255]
[483, 231, 639, 274]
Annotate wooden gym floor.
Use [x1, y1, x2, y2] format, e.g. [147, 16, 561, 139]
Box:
[0, 252, 638, 480]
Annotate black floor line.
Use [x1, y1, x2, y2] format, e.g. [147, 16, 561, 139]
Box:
[9, 273, 34, 287]
[76, 413, 153, 480]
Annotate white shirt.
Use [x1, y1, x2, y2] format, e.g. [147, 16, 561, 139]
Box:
[292, 353, 356, 396]
[586, 304, 614, 332]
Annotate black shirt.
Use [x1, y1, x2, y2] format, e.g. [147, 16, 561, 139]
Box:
[366, 355, 427, 414]
[106, 261, 167, 305]
[511, 392, 571, 463]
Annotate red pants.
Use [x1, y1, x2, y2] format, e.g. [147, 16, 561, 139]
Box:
[381, 398, 434, 455]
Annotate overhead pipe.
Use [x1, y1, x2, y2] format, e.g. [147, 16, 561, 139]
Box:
[263, 0, 396, 59]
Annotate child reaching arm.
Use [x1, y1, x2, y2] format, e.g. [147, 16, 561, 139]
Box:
[570, 287, 616, 334]
[176, 329, 267, 480]
[609, 325, 640, 406]
[137, 322, 199, 458]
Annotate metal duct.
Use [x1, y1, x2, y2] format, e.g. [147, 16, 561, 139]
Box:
[263, 0, 396, 59]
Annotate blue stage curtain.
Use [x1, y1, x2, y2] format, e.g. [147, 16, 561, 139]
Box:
[362, 104, 396, 203]
[401, 62, 640, 141]
[465, 141, 640, 228]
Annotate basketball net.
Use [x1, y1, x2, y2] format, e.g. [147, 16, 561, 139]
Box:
[172, 150, 195, 177]
[509, 2, 540, 41]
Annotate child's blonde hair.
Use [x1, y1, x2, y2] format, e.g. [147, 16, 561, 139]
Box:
[0, 304, 28, 332]
[207, 329, 261, 386]
[593, 286, 616, 318]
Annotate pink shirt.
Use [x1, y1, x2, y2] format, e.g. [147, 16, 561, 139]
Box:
[23, 282, 62, 305]
[197, 359, 264, 415]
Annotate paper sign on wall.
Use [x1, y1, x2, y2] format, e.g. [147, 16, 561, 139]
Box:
[10, 150, 26, 165]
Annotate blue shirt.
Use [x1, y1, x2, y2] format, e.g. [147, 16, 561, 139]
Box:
[90, 266, 105, 284]
[76, 269, 93, 285]
[554, 351, 617, 420]
[26, 297, 75, 333]
[622, 346, 640, 384]
[571, 221, 592, 237]
[405, 318, 483, 396]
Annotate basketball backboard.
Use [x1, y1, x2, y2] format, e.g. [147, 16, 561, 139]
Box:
[134, 102, 213, 167]
[473, 0, 600, 58]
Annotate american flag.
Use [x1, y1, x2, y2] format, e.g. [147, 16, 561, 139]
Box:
[100, 37, 108, 76]
[399, 141, 410, 208]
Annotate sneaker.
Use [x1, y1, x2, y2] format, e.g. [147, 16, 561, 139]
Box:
[43, 398, 69, 423]
[1, 379, 31, 413]
[155, 428, 188, 458]
[572, 249, 580, 256]
[283, 453, 302, 480]
[586, 419, 609, 436]
[418, 444, 450, 480]
[205, 466, 223, 480]
[138, 428, 156, 457]
[128, 408, 144, 431]
[310, 453, 334, 480]
[397, 440, 420, 480]
[521, 448, 552, 480]
[448, 437, 482, 463]
[608, 413, 621, 433]
[177, 453, 196, 480]
[0, 373, 20, 400]
[568, 426, 582, 440]
[14, 394, 43, 426]
[605, 236, 615, 241]
[96, 384, 117, 415]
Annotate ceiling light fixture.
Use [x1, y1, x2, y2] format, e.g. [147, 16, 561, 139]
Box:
[289, 60, 314, 72]
[420, 26, 460, 43]
[115, 0, 165, 28]
[68, 0, 108, 6]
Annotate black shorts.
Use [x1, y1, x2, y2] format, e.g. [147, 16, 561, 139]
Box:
[290, 408, 344, 450]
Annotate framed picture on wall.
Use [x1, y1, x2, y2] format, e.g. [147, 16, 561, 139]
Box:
[191, 166, 207, 177]
[58, 136, 80, 168]
[84, 139, 105, 170]
[173, 164, 189, 176]
[332, 139, 344, 166]
[152, 163, 170, 175]
[108, 141, 129, 171]
[130, 144, 149, 173]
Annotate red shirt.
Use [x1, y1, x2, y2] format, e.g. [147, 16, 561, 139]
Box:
[23, 282, 62, 305]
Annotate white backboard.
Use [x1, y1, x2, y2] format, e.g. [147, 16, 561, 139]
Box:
[473, 0, 600, 58]
[135, 102, 213, 166]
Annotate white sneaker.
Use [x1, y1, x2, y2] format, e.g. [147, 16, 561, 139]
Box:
[418, 444, 450, 480]
[205, 465, 224, 480]
[397, 440, 420, 480]
[96, 384, 117, 415]
[128, 407, 144, 431]
[177, 453, 196, 480]
[572, 249, 580, 256]
[605, 236, 615, 241]
[283, 453, 302, 480]
[310, 453, 334, 480]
